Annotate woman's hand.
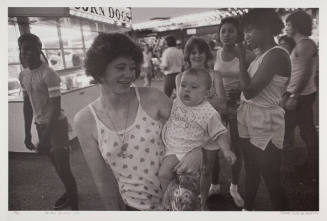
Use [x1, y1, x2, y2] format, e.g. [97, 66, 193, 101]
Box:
[234, 42, 246, 60]
[24, 133, 36, 151]
[174, 147, 202, 174]
[284, 96, 298, 111]
[226, 89, 241, 101]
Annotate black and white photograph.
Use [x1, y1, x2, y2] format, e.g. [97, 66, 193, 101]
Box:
[3, 0, 326, 220]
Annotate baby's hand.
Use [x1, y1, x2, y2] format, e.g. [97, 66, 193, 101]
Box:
[222, 150, 236, 165]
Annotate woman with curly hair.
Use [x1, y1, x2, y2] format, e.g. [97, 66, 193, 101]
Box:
[73, 33, 201, 210]
[237, 9, 291, 210]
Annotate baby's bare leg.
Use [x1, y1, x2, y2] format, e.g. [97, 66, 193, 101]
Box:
[159, 155, 179, 193]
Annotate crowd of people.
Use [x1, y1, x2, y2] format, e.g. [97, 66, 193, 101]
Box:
[18, 8, 318, 211]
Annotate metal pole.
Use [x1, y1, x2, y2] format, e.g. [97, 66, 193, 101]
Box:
[56, 18, 66, 69]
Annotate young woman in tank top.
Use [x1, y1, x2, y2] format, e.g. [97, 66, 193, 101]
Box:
[210, 16, 254, 208]
[236, 9, 291, 211]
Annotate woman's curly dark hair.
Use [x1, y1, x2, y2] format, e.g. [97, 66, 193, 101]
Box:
[184, 36, 213, 69]
[286, 10, 312, 36]
[218, 16, 243, 43]
[85, 33, 143, 83]
[242, 8, 284, 36]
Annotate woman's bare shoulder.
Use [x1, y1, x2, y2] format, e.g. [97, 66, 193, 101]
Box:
[73, 103, 96, 132]
[137, 87, 172, 120]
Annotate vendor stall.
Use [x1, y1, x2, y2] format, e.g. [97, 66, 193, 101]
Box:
[8, 7, 132, 152]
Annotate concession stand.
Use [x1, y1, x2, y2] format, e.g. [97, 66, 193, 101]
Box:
[8, 7, 132, 152]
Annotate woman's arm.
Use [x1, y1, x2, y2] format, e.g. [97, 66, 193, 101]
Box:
[175, 73, 182, 93]
[156, 89, 173, 122]
[139, 87, 172, 123]
[73, 108, 125, 210]
[212, 71, 227, 102]
[212, 71, 227, 115]
[239, 46, 290, 100]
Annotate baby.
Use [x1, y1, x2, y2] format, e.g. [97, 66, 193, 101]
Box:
[159, 68, 236, 210]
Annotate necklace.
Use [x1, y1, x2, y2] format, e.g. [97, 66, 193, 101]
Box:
[105, 88, 132, 158]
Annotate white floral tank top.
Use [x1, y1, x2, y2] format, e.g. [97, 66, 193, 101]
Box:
[88, 87, 165, 210]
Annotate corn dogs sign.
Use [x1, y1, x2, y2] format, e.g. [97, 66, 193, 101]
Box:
[69, 7, 132, 28]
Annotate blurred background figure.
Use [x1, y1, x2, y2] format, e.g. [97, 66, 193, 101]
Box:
[176, 39, 183, 50]
[208, 40, 217, 69]
[160, 35, 184, 98]
[283, 10, 319, 183]
[142, 44, 153, 86]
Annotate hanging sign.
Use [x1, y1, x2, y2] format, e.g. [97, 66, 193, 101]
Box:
[186, 29, 197, 35]
[69, 7, 132, 27]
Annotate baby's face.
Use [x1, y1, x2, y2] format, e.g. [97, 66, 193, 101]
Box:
[179, 74, 209, 107]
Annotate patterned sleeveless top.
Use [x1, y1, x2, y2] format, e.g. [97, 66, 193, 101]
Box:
[88, 87, 165, 210]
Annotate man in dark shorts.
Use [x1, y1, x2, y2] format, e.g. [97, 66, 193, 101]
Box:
[18, 33, 78, 210]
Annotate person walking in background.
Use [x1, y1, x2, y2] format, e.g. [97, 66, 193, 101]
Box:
[74, 33, 202, 210]
[160, 35, 184, 97]
[284, 10, 319, 182]
[237, 9, 290, 210]
[176, 39, 183, 50]
[208, 40, 217, 70]
[210, 16, 254, 208]
[141, 44, 153, 87]
[18, 33, 78, 210]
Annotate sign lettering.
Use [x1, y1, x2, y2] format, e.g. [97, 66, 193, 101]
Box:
[70, 7, 131, 27]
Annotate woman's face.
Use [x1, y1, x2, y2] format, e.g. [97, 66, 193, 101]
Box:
[189, 46, 207, 68]
[244, 25, 264, 50]
[285, 22, 296, 38]
[219, 23, 238, 46]
[102, 56, 136, 93]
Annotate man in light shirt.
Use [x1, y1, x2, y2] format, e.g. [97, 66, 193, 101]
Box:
[18, 33, 78, 210]
[160, 35, 184, 97]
